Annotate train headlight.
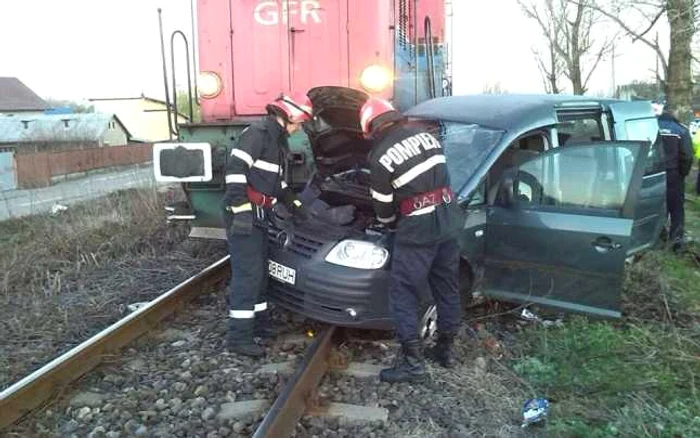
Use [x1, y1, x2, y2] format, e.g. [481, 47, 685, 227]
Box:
[360, 65, 392, 93]
[198, 71, 222, 99]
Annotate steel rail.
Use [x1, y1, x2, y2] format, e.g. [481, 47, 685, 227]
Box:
[0, 255, 230, 430]
[252, 326, 337, 438]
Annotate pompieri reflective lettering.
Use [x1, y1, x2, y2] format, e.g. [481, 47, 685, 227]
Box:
[254, 0, 322, 26]
[418, 133, 441, 150]
[378, 133, 443, 172]
[387, 149, 405, 166]
[379, 155, 395, 172]
[403, 136, 423, 154]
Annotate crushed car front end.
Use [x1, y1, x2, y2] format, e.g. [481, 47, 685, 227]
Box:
[265, 220, 393, 329]
[264, 86, 396, 329]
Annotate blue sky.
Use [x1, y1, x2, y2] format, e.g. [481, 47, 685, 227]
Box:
[0, 0, 669, 102]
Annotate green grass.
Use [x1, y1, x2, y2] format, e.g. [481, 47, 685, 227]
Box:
[514, 318, 700, 436]
[511, 170, 700, 437]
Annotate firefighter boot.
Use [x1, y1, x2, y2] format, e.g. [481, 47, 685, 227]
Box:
[227, 319, 265, 358]
[426, 333, 457, 368]
[254, 311, 283, 339]
[379, 340, 426, 383]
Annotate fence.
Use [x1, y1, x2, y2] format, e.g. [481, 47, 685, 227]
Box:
[15, 143, 152, 188]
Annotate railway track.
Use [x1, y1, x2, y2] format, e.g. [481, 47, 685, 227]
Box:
[0, 256, 388, 438]
[0, 256, 231, 430]
[252, 326, 337, 438]
[1, 249, 520, 437]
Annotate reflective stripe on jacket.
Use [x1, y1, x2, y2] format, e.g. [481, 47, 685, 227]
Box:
[223, 116, 298, 210]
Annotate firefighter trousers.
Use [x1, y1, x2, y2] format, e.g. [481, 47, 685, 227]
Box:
[225, 209, 269, 341]
[666, 169, 685, 245]
[388, 237, 462, 343]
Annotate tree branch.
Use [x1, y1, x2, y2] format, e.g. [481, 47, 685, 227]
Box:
[583, 38, 614, 90]
[581, 1, 669, 73]
[632, 7, 666, 42]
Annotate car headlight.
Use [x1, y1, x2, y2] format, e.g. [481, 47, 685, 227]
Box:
[325, 240, 389, 270]
[198, 71, 222, 99]
[360, 65, 392, 93]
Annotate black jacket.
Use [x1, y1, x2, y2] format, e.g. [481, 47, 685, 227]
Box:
[223, 116, 298, 209]
[368, 122, 464, 246]
[658, 112, 694, 176]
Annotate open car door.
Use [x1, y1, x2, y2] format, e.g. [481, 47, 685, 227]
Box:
[484, 141, 649, 318]
[608, 101, 667, 253]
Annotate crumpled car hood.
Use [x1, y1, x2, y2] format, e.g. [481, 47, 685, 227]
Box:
[304, 86, 373, 176]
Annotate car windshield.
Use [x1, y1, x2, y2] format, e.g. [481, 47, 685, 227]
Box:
[412, 120, 505, 194]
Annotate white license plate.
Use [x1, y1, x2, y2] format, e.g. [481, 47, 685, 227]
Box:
[268, 260, 296, 285]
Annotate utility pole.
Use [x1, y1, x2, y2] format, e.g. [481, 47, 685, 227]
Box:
[443, 0, 454, 96]
[611, 42, 616, 98]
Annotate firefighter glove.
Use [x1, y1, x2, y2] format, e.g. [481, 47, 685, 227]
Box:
[291, 200, 310, 223]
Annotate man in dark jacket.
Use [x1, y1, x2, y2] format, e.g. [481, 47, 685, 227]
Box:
[223, 92, 312, 357]
[657, 104, 694, 252]
[360, 97, 464, 383]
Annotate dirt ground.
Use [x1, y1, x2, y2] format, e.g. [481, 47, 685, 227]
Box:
[0, 187, 226, 390]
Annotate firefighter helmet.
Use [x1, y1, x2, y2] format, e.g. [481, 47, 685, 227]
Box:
[360, 97, 401, 135]
[267, 92, 314, 124]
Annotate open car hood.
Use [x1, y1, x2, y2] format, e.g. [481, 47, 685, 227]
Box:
[304, 86, 372, 176]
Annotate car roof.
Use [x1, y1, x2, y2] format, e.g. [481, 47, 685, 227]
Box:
[405, 93, 626, 132]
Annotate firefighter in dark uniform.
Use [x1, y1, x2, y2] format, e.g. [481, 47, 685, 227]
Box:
[360, 97, 464, 383]
[656, 102, 694, 252]
[223, 92, 313, 357]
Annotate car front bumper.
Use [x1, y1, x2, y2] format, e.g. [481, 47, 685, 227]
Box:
[265, 225, 393, 330]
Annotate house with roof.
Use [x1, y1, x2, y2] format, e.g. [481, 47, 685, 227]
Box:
[0, 113, 131, 150]
[89, 95, 189, 142]
[0, 113, 136, 190]
[0, 77, 49, 116]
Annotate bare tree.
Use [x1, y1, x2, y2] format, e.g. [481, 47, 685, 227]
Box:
[482, 82, 509, 94]
[587, 0, 696, 119]
[532, 28, 565, 93]
[518, 0, 564, 93]
[520, 0, 616, 95]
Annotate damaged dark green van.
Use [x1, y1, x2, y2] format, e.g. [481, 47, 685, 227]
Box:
[265, 88, 665, 329]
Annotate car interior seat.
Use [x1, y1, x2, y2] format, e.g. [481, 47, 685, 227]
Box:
[487, 135, 545, 205]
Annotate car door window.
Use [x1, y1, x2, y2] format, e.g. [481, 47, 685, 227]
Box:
[622, 117, 665, 175]
[556, 117, 604, 145]
[512, 143, 642, 214]
[487, 132, 547, 205]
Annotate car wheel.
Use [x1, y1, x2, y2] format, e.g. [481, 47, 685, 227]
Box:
[419, 304, 438, 340]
